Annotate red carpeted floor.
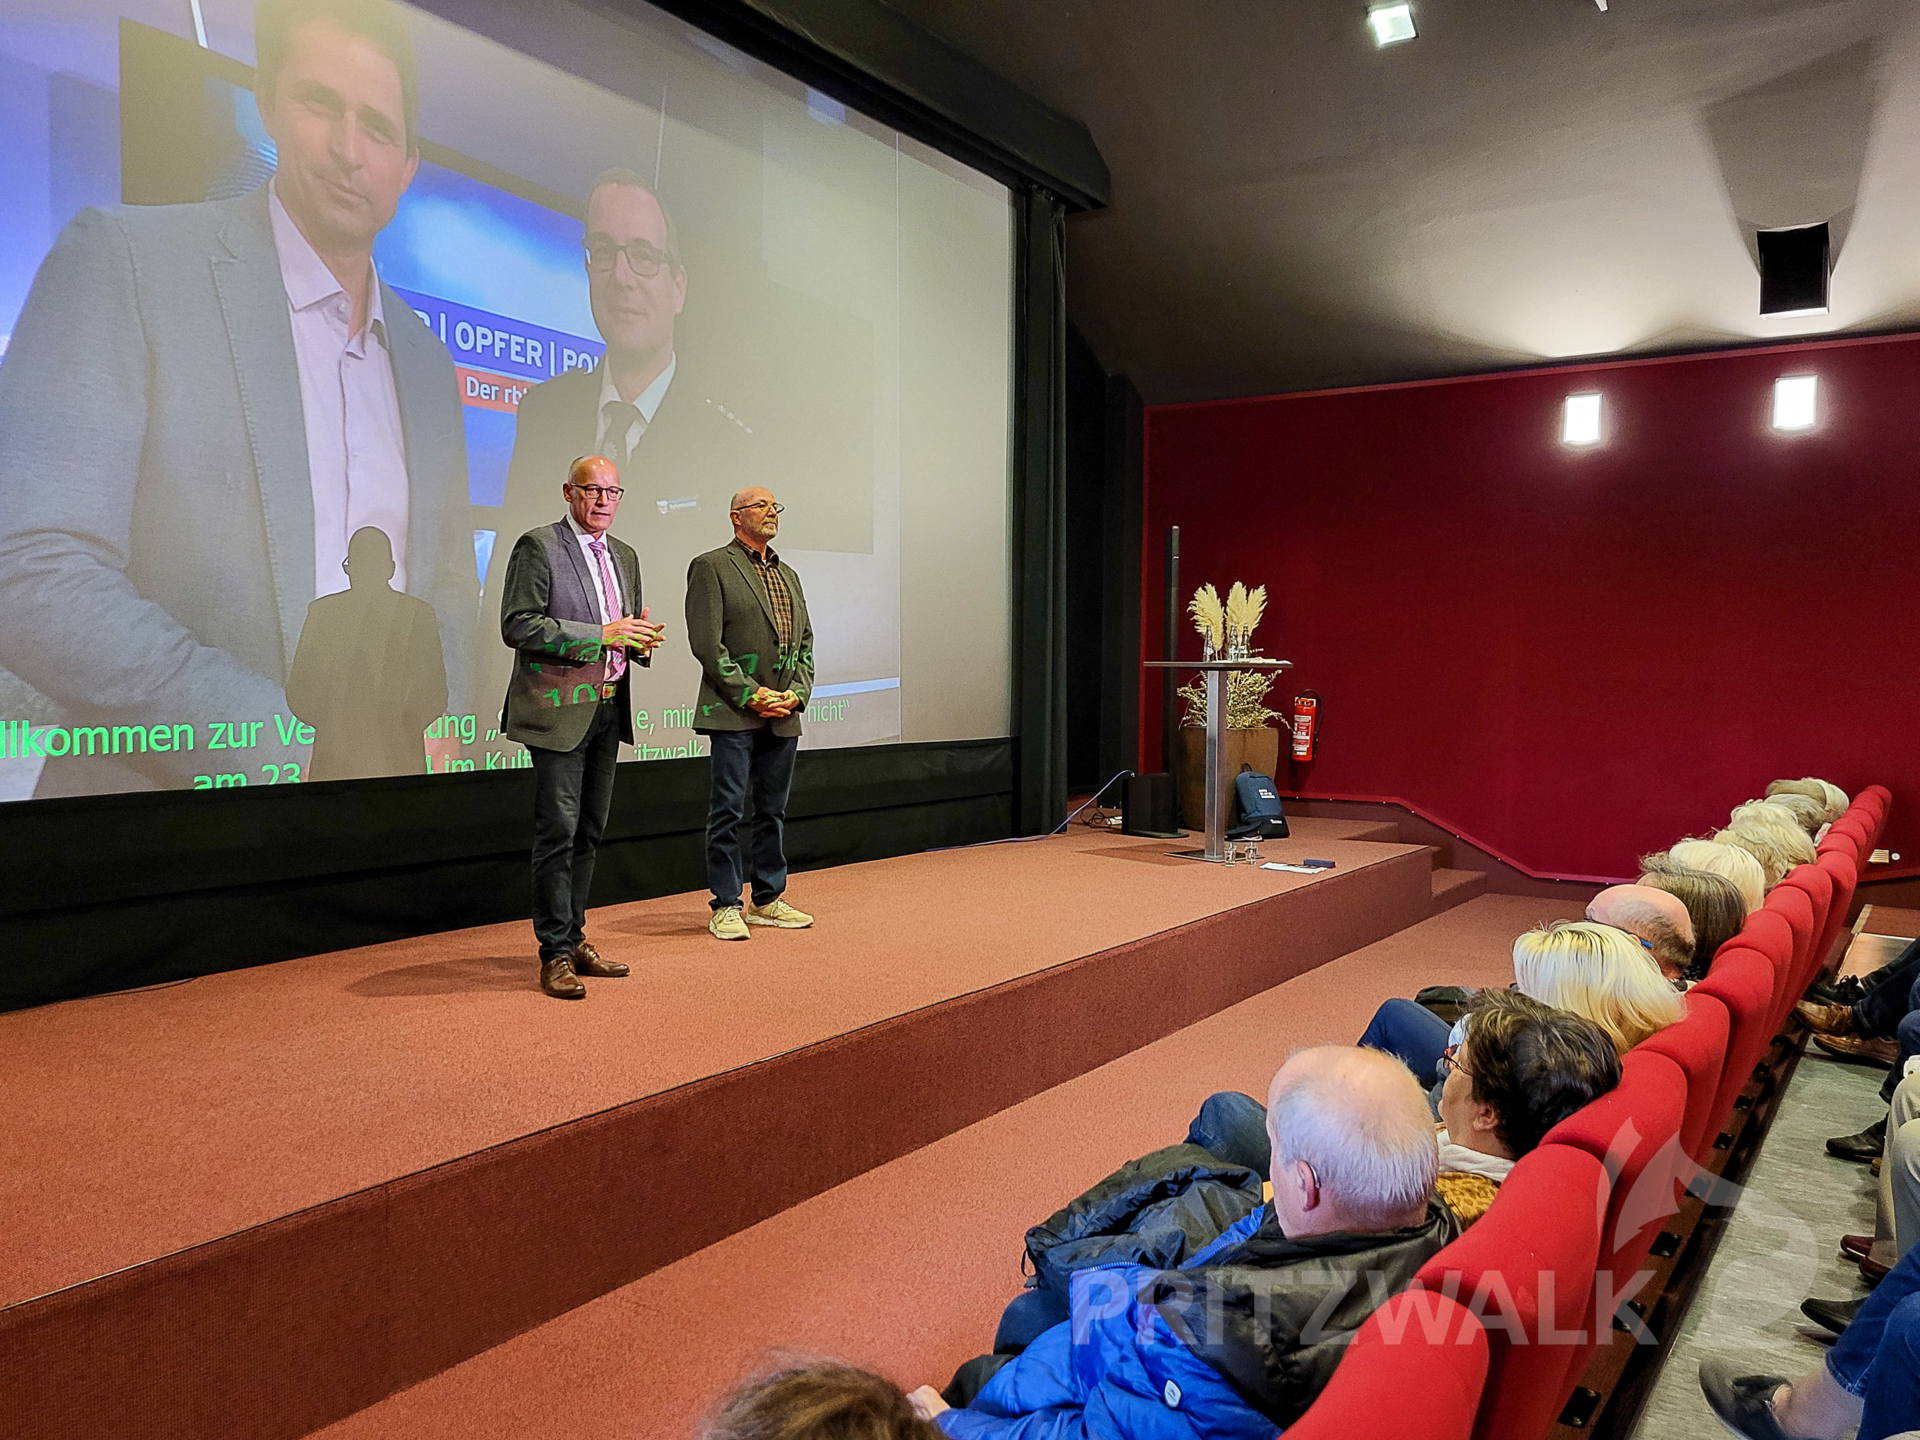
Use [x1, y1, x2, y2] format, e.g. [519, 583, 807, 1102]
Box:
[0, 817, 1414, 1310]
[315, 893, 1585, 1440]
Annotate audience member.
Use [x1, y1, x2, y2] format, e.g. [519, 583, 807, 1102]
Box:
[1702, 1237, 1920, 1440]
[1801, 1069, 1920, 1339]
[1515, 920, 1685, 1051]
[916, 1048, 1455, 1440]
[1764, 790, 1828, 838]
[1767, 776, 1849, 826]
[1635, 855, 1746, 977]
[1433, 990, 1621, 1222]
[1347, 918, 1682, 1087]
[712, 1364, 947, 1440]
[1799, 936, 1920, 1154]
[1714, 801, 1817, 890]
[1668, 839, 1767, 914]
[1189, 991, 1620, 1228]
[1586, 883, 1696, 984]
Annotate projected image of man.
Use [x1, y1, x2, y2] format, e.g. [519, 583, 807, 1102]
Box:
[687, 488, 814, 942]
[0, 0, 474, 797]
[489, 169, 749, 634]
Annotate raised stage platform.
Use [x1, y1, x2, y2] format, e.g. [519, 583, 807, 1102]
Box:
[3, 817, 1439, 1440]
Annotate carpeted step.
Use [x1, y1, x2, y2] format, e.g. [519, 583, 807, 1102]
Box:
[312, 893, 1585, 1440]
[1430, 866, 1490, 914]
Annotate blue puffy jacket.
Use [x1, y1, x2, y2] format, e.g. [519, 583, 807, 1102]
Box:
[939, 1200, 1456, 1440]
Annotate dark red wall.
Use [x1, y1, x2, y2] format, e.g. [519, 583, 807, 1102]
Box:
[1143, 333, 1920, 882]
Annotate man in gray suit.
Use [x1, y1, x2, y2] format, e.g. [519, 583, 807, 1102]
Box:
[0, 0, 473, 797]
[501, 455, 663, 998]
[686, 485, 815, 941]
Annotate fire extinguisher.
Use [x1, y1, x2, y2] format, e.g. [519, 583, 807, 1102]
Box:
[1290, 691, 1321, 762]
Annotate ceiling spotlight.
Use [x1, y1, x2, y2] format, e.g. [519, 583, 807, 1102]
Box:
[1367, 3, 1417, 46]
[1772, 375, 1818, 432]
[1562, 393, 1603, 447]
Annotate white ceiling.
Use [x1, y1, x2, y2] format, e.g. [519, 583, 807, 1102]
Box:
[882, 0, 1920, 402]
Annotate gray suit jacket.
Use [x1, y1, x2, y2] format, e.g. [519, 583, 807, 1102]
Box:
[0, 185, 474, 792]
[685, 542, 813, 737]
[500, 520, 645, 752]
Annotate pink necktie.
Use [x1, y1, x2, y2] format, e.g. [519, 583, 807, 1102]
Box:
[589, 538, 627, 682]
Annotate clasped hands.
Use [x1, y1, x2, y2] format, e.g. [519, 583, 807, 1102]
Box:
[748, 685, 800, 718]
[603, 607, 665, 655]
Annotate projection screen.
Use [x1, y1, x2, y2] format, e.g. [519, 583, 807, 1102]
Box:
[0, 0, 1013, 800]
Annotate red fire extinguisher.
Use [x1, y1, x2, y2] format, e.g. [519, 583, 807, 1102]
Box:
[1290, 691, 1321, 762]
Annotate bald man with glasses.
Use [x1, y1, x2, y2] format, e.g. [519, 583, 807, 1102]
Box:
[686, 486, 814, 941]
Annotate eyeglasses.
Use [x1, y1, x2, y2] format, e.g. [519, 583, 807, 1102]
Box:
[1437, 1044, 1472, 1080]
[568, 484, 625, 501]
[584, 237, 674, 277]
[732, 500, 785, 515]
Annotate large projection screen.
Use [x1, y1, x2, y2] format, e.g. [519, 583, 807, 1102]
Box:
[0, 0, 1013, 801]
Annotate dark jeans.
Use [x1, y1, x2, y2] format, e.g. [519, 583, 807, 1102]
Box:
[529, 700, 621, 961]
[1827, 1238, 1920, 1438]
[994, 1287, 1069, 1353]
[1357, 996, 1455, 1089]
[1856, 938, 1920, 1036]
[1854, 939, 1920, 1103]
[703, 726, 798, 911]
[1186, 1090, 1273, 1180]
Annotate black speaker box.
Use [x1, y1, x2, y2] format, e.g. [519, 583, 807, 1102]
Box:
[1758, 223, 1830, 316]
[1122, 772, 1183, 838]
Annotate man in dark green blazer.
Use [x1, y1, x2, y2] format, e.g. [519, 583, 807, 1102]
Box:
[686, 486, 815, 941]
[501, 455, 663, 997]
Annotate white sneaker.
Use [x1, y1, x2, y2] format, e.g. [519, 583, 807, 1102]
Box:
[745, 897, 813, 928]
[709, 906, 750, 941]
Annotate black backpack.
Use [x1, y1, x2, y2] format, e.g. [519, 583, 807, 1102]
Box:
[1228, 766, 1289, 839]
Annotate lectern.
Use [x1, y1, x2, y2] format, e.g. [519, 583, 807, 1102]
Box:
[1143, 657, 1293, 863]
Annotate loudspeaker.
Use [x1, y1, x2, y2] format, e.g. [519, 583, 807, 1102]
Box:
[1122, 772, 1182, 838]
[1758, 223, 1830, 316]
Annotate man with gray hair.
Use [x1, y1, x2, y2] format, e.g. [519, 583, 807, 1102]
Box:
[914, 1047, 1457, 1440]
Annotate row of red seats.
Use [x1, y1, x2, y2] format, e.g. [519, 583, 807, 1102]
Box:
[1285, 785, 1893, 1440]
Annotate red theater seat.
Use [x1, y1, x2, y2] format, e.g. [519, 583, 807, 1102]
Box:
[1285, 1291, 1487, 1440]
[1779, 865, 1835, 985]
[1736, 907, 1798, 1028]
[1692, 947, 1776, 1141]
[1635, 990, 1731, 1165]
[1413, 1144, 1606, 1440]
[1817, 851, 1860, 962]
[1759, 886, 1814, 1028]
[1534, 1050, 1687, 1417]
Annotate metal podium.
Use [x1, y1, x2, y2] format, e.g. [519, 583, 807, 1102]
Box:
[1143, 657, 1293, 863]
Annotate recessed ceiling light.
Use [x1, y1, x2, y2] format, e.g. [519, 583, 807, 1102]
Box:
[1367, 3, 1417, 46]
[1772, 375, 1818, 432]
[1562, 392, 1603, 447]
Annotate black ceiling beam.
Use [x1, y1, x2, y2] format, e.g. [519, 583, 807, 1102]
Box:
[601, 0, 1110, 210]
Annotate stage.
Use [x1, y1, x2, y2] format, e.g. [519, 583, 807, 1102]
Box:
[3, 817, 1443, 1440]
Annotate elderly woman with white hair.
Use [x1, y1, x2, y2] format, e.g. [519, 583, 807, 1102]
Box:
[1337, 918, 1686, 1093]
[1715, 801, 1818, 890]
[1668, 838, 1768, 915]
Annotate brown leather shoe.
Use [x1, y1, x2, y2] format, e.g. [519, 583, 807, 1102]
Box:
[1840, 1234, 1873, 1262]
[540, 957, 586, 999]
[1815, 1033, 1898, 1067]
[1795, 1000, 1856, 1036]
[1862, 1253, 1891, 1285]
[570, 942, 628, 978]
